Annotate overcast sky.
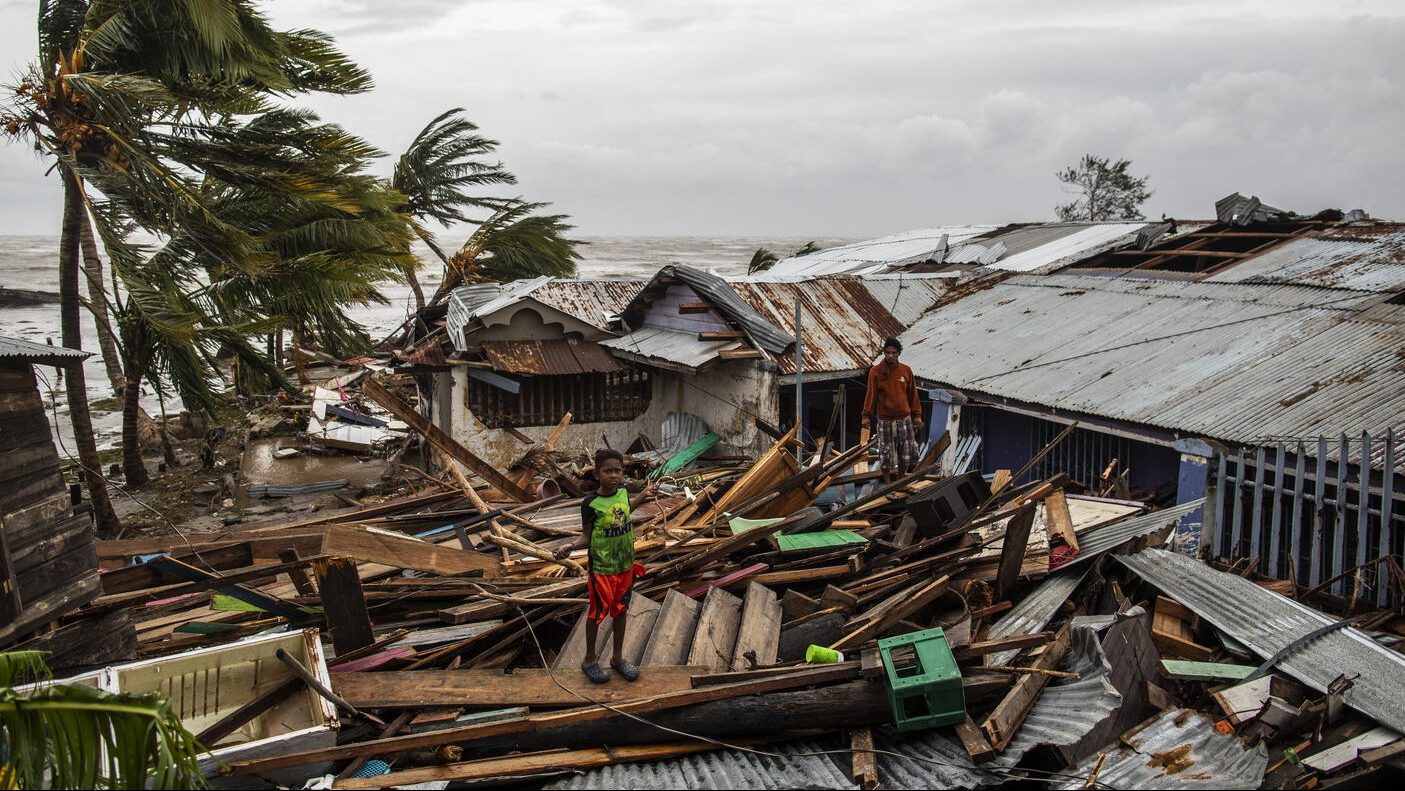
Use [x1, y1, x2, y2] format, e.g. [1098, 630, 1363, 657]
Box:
[2, 0, 1402, 236]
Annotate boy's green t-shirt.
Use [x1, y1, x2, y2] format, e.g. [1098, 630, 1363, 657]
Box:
[580, 488, 635, 575]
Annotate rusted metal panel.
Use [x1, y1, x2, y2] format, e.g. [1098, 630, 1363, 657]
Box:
[732, 277, 912, 376]
[532, 280, 644, 330]
[1205, 228, 1405, 292]
[482, 340, 624, 376]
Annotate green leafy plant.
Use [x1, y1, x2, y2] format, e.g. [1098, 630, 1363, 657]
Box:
[0, 651, 206, 789]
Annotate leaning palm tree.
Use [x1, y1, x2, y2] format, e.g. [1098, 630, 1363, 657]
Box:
[391, 108, 518, 310]
[429, 201, 583, 304]
[2, 0, 372, 514]
[0, 650, 206, 789]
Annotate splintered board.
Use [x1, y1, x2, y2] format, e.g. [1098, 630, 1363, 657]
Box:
[685, 587, 743, 672]
[641, 590, 703, 666]
[775, 530, 869, 553]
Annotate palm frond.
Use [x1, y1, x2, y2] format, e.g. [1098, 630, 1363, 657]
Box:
[0, 651, 52, 688]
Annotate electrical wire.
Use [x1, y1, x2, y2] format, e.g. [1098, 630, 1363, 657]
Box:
[513, 602, 1116, 789]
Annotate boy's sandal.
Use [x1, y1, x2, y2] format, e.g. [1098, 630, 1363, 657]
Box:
[611, 657, 640, 682]
[581, 662, 609, 684]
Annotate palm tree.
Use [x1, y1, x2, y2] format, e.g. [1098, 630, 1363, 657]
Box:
[747, 247, 778, 275]
[429, 201, 583, 305]
[0, 650, 206, 789]
[3, 0, 372, 506]
[391, 108, 518, 310]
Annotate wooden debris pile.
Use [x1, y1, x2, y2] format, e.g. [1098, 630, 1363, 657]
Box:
[31, 380, 1405, 790]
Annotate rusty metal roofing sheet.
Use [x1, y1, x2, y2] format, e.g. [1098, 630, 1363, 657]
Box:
[1118, 548, 1405, 733]
[1204, 228, 1405, 292]
[545, 739, 855, 790]
[481, 339, 622, 375]
[645, 265, 795, 354]
[1055, 707, 1269, 790]
[0, 335, 88, 365]
[899, 274, 1400, 446]
[732, 278, 906, 376]
[532, 279, 645, 329]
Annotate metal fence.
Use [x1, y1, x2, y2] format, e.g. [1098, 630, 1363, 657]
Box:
[1210, 429, 1403, 607]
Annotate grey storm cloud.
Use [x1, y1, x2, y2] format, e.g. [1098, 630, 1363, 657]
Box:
[1, 0, 1402, 235]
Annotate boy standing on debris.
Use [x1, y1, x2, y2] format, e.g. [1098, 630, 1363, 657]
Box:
[554, 449, 653, 684]
[861, 337, 924, 481]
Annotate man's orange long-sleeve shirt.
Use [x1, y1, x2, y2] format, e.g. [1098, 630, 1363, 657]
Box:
[862, 362, 921, 421]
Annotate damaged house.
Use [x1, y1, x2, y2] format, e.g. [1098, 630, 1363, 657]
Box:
[896, 198, 1405, 604]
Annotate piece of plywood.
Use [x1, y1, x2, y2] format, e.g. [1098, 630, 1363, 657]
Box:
[1152, 596, 1214, 661]
[321, 525, 499, 578]
[1043, 490, 1078, 551]
[729, 583, 781, 671]
[686, 587, 743, 672]
[641, 590, 702, 666]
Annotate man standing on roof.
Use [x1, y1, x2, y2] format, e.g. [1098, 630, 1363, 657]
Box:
[861, 337, 924, 482]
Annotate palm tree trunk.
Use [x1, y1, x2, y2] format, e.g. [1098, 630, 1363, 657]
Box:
[291, 325, 310, 386]
[157, 391, 179, 469]
[78, 210, 126, 397]
[120, 363, 149, 487]
[60, 169, 120, 534]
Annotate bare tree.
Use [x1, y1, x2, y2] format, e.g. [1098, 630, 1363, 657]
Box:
[1055, 154, 1152, 221]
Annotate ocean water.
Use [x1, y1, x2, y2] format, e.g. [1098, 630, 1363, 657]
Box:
[0, 234, 855, 450]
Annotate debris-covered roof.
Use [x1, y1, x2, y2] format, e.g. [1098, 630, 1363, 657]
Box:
[732, 277, 910, 377]
[624, 265, 795, 354]
[900, 274, 1403, 445]
[1204, 226, 1405, 292]
[765, 222, 1168, 277]
[446, 278, 645, 349]
[546, 739, 855, 790]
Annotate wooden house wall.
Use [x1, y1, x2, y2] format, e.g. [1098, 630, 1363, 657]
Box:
[0, 360, 101, 646]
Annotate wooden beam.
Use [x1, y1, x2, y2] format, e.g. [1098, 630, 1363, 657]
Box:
[831, 575, 950, 652]
[716, 348, 763, 360]
[226, 663, 863, 774]
[993, 502, 1036, 600]
[314, 557, 375, 656]
[361, 377, 535, 502]
[321, 524, 500, 577]
[699, 330, 744, 340]
[1111, 248, 1252, 258]
[331, 666, 706, 709]
[850, 729, 879, 790]
[730, 583, 781, 670]
[954, 715, 996, 763]
[335, 740, 735, 789]
[980, 624, 1072, 750]
[957, 632, 1054, 660]
[1043, 490, 1078, 552]
[678, 302, 710, 314]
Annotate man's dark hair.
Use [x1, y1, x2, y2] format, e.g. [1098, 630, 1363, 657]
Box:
[594, 448, 625, 469]
[883, 337, 903, 353]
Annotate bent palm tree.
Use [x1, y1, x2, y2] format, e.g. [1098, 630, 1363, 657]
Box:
[392, 108, 517, 310]
[0, 650, 206, 790]
[429, 201, 582, 305]
[4, 0, 372, 501]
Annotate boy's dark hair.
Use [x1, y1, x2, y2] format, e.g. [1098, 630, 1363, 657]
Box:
[594, 448, 625, 469]
[883, 337, 903, 353]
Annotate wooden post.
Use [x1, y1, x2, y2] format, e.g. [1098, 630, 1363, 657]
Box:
[314, 557, 374, 657]
[994, 502, 1037, 600]
[850, 729, 879, 790]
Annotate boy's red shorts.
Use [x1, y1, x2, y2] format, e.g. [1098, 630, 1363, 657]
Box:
[587, 563, 646, 623]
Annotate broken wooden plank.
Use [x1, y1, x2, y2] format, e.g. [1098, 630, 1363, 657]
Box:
[315, 557, 375, 657]
[1043, 489, 1078, 551]
[729, 583, 781, 671]
[321, 524, 500, 578]
[331, 666, 706, 709]
[1151, 595, 1214, 661]
[681, 563, 768, 598]
[362, 377, 535, 502]
[955, 715, 996, 764]
[831, 575, 950, 652]
[686, 587, 743, 672]
[980, 623, 1072, 751]
[850, 729, 879, 790]
[642, 589, 703, 666]
[993, 502, 1036, 600]
[957, 632, 1055, 660]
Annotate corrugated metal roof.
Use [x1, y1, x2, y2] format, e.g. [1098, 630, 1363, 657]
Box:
[532, 279, 645, 329]
[985, 568, 1088, 667]
[641, 265, 795, 354]
[601, 326, 742, 371]
[545, 739, 855, 790]
[0, 335, 89, 365]
[1057, 499, 1205, 571]
[481, 339, 622, 375]
[765, 223, 1166, 277]
[732, 278, 905, 376]
[1204, 228, 1405, 292]
[874, 731, 988, 789]
[1118, 548, 1405, 733]
[1055, 707, 1269, 790]
[900, 274, 1402, 446]
[856, 276, 953, 326]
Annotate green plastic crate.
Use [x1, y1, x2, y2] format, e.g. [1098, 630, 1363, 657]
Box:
[878, 628, 965, 731]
